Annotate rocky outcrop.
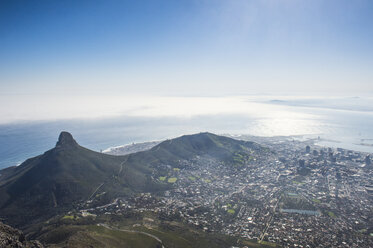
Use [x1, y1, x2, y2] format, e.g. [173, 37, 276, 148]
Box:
[0, 222, 43, 248]
[55, 131, 78, 148]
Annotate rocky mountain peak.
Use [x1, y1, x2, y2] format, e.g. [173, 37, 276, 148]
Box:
[56, 131, 78, 148]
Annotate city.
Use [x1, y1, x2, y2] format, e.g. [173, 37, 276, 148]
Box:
[72, 136, 373, 248]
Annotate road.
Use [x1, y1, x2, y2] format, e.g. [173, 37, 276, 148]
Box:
[87, 157, 129, 203]
[89, 182, 105, 199]
[259, 193, 281, 242]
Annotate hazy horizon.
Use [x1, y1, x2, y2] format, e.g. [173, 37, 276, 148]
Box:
[1, 94, 373, 124]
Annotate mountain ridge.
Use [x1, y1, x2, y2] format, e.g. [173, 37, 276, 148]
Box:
[0, 131, 264, 229]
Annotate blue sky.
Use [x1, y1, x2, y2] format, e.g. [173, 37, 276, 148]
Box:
[1, 0, 373, 96]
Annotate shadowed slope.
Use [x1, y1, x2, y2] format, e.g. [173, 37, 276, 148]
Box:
[0, 132, 157, 228]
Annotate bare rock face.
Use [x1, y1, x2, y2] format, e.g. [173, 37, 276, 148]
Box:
[0, 222, 43, 248]
[55, 131, 78, 148]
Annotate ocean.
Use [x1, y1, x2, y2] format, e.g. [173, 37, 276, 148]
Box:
[1, 96, 373, 169]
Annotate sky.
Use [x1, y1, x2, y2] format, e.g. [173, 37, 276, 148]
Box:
[1, 0, 372, 95]
[0, 0, 373, 123]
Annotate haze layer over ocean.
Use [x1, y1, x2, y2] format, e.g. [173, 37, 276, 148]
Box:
[1, 95, 373, 169]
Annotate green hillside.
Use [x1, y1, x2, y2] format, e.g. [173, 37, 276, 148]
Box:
[127, 132, 262, 167]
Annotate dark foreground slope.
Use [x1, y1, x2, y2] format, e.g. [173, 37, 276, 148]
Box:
[0, 131, 263, 230]
[0, 221, 43, 247]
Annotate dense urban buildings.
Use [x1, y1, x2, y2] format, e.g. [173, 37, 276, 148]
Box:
[75, 136, 373, 247]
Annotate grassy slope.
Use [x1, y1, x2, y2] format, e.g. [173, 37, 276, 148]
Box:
[35, 209, 278, 248]
[42, 225, 160, 248]
[38, 222, 274, 248]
